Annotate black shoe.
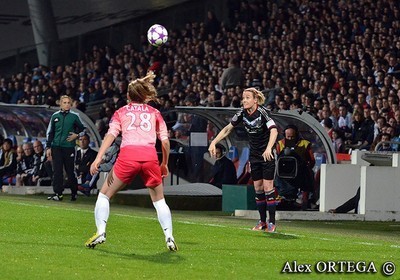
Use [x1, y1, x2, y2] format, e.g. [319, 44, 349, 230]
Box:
[70, 194, 77, 201]
[47, 194, 63, 201]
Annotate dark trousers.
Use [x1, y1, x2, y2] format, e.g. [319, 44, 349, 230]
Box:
[52, 147, 77, 195]
[0, 167, 15, 186]
[336, 187, 360, 213]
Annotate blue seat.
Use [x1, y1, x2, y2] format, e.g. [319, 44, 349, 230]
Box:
[313, 153, 326, 172]
[40, 138, 47, 148]
[2, 175, 16, 186]
[236, 147, 250, 178]
[6, 135, 18, 147]
[226, 146, 239, 161]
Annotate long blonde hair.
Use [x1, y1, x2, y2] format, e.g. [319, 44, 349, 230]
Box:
[127, 71, 158, 103]
[244, 87, 266, 105]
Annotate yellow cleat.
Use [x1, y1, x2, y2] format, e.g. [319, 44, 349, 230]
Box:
[85, 232, 106, 249]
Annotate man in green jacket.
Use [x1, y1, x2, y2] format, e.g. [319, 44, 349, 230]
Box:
[46, 95, 86, 201]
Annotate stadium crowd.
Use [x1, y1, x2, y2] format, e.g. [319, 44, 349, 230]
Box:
[1, 0, 400, 187]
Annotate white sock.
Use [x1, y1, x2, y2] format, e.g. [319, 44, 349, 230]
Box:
[95, 192, 110, 235]
[153, 198, 173, 241]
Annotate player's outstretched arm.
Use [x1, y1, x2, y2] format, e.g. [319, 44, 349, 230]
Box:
[209, 123, 234, 158]
[160, 138, 170, 177]
[263, 127, 278, 161]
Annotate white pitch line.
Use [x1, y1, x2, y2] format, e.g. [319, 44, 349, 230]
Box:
[5, 201, 52, 209]
[355, 242, 380, 246]
[312, 237, 336, 241]
[3, 200, 400, 249]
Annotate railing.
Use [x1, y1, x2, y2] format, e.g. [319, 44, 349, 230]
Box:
[84, 99, 112, 121]
[374, 141, 400, 152]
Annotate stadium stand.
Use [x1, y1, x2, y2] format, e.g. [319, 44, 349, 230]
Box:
[1, 0, 400, 205]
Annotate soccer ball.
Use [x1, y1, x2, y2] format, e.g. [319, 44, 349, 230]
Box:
[147, 24, 168, 47]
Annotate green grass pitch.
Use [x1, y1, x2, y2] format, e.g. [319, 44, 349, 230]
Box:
[0, 194, 399, 279]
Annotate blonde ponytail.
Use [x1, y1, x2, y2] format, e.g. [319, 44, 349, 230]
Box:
[244, 87, 265, 105]
[128, 71, 158, 103]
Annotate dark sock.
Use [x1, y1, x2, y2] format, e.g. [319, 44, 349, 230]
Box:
[301, 191, 308, 210]
[266, 189, 276, 224]
[255, 191, 267, 223]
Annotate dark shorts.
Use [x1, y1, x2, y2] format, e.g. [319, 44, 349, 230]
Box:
[250, 160, 276, 181]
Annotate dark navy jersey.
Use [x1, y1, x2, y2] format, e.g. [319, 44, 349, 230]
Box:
[230, 105, 277, 162]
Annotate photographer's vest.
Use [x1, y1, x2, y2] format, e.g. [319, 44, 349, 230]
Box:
[277, 139, 310, 160]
